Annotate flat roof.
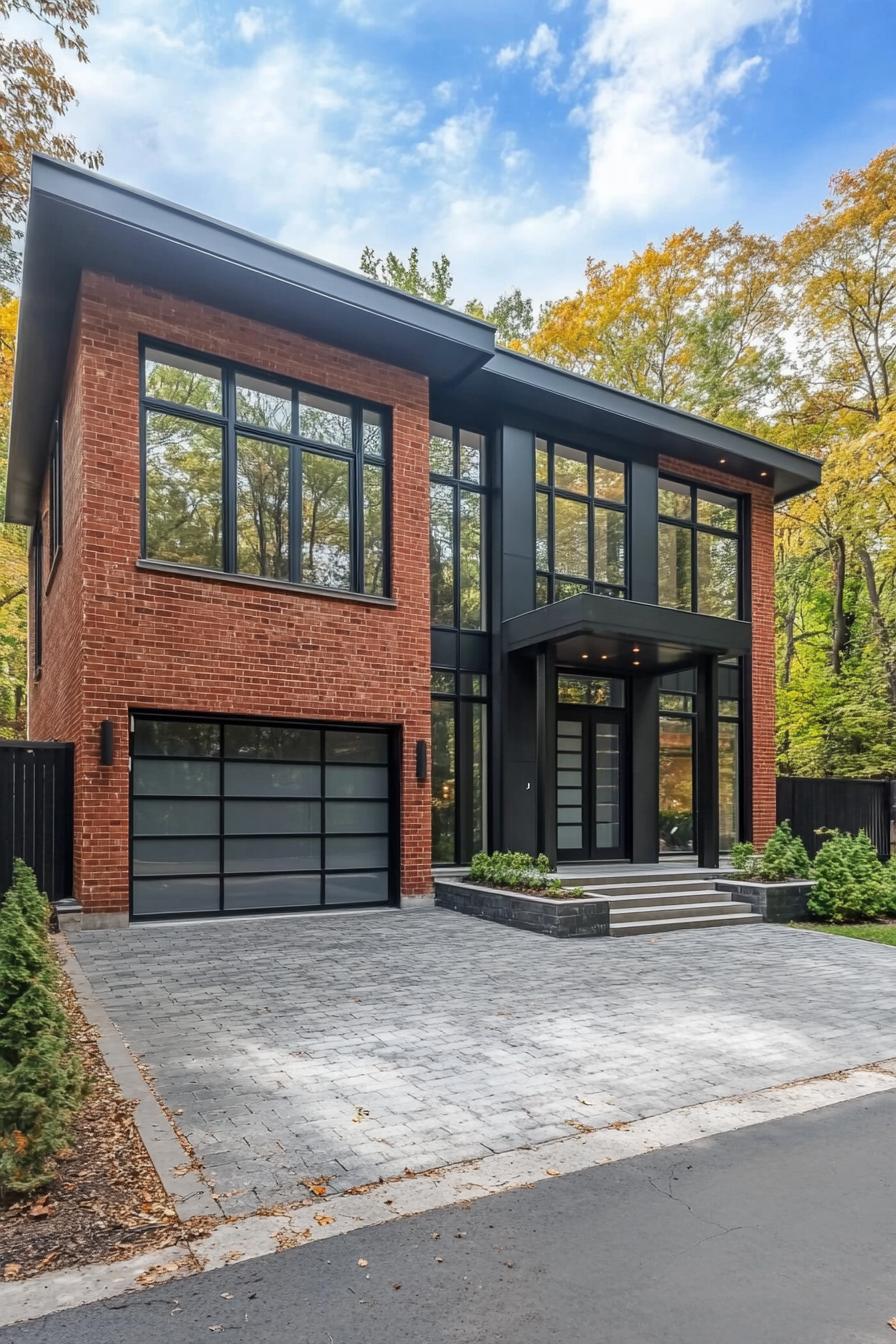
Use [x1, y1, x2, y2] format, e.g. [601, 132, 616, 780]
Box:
[5, 157, 821, 523]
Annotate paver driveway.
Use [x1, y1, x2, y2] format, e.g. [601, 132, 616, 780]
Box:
[68, 910, 896, 1214]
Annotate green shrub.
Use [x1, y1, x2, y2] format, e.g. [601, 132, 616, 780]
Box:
[0, 861, 85, 1195]
[730, 821, 811, 882]
[807, 830, 888, 924]
[468, 850, 584, 899]
[883, 860, 896, 916]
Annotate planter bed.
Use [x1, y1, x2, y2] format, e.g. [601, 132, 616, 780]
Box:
[716, 878, 815, 923]
[434, 878, 610, 938]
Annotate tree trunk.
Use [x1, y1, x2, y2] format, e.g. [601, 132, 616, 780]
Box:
[831, 535, 848, 675]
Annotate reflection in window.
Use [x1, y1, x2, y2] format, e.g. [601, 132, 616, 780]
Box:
[534, 437, 627, 604]
[428, 422, 487, 631]
[302, 452, 351, 589]
[142, 347, 388, 595]
[557, 675, 625, 707]
[659, 709, 694, 853]
[719, 703, 740, 852]
[658, 477, 739, 618]
[431, 671, 487, 864]
[236, 436, 289, 579]
[145, 411, 223, 568]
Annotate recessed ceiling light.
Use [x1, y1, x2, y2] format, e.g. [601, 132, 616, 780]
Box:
[720, 457, 726, 464]
[760, 471, 768, 477]
[632, 646, 640, 653]
[600, 654, 609, 661]
[581, 652, 589, 660]
[633, 660, 640, 667]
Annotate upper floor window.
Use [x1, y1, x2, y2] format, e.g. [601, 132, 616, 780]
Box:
[48, 412, 62, 564]
[657, 478, 740, 619]
[534, 438, 626, 606]
[429, 421, 487, 630]
[141, 344, 389, 597]
[30, 518, 43, 675]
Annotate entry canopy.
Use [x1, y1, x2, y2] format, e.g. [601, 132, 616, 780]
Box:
[502, 592, 751, 675]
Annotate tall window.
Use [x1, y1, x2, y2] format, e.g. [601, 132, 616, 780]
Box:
[141, 345, 389, 596]
[718, 696, 740, 852]
[431, 671, 487, 864]
[535, 438, 626, 606]
[429, 422, 487, 630]
[658, 691, 695, 853]
[658, 478, 740, 618]
[30, 518, 43, 674]
[48, 412, 62, 564]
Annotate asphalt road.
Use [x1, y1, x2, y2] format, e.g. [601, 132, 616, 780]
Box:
[6, 1091, 896, 1343]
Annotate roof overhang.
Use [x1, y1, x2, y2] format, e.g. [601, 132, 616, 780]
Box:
[456, 351, 821, 504]
[503, 592, 751, 675]
[5, 157, 496, 524]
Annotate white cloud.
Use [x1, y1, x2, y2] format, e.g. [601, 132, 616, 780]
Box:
[580, 0, 803, 219]
[495, 23, 561, 92]
[234, 7, 265, 42]
[46, 0, 807, 308]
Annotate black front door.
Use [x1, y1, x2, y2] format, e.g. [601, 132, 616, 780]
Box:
[556, 705, 627, 861]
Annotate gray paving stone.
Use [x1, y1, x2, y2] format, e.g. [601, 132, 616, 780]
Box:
[68, 912, 896, 1208]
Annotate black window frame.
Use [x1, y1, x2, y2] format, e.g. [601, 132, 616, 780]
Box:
[657, 475, 742, 618]
[30, 515, 43, 677]
[139, 337, 392, 599]
[128, 710, 400, 920]
[534, 437, 628, 606]
[430, 669, 488, 866]
[718, 683, 742, 853]
[428, 421, 488, 632]
[48, 410, 62, 566]
[658, 690, 696, 856]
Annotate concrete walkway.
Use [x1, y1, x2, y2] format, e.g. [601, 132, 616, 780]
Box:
[66, 910, 896, 1214]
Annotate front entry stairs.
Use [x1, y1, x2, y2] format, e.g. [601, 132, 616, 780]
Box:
[573, 870, 761, 937]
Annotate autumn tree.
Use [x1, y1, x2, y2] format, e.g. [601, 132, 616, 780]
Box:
[776, 148, 896, 774]
[528, 225, 785, 432]
[359, 247, 534, 346]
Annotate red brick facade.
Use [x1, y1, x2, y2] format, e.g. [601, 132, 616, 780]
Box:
[30, 273, 434, 914]
[659, 454, 777, 845]
[28, 274, 781, 920]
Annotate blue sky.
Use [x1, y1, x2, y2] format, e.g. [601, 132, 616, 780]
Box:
[45, 0, 896, 303]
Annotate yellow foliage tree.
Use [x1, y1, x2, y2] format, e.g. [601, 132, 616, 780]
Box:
[0, 297, 26, 736]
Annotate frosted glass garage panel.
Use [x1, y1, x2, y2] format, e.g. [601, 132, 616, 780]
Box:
[133, 759, 219, 796]
[223, 761, 320, 798]
[223, 836, 320, 873]
[223, 874, 321, 910]
[131, 877, 220, 917]
[224, 799, 320, 835]
[132, 837, 219, 877]
[325, 871, 390, 905]
[325, 765, 389, 798]
[325, 800, 389, 834]
[133, 798, 219, 837]
[326, 835, 389, 870]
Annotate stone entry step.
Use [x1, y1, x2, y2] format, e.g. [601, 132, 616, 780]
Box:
[610, 910, 762, 936]
[574, 875, 762, 938]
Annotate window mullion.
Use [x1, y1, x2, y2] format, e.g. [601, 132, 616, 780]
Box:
[223, 369, 237, 574]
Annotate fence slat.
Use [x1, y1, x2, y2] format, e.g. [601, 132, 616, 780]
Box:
[0, 742, 74, 902]
[777, 776, 891, 859]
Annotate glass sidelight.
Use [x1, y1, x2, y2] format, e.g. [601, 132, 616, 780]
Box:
[556, 681, 627, 860]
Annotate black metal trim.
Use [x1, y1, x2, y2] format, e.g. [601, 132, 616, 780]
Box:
[139, 335, 392, 599]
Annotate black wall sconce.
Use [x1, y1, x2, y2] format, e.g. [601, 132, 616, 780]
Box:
[415, 739, 427, 782]
[99, 720, 114, 767]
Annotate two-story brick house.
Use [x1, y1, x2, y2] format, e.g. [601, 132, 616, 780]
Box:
[4, 158, 820, 926]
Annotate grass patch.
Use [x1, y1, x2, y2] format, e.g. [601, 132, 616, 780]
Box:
[792, 921, 896, 946]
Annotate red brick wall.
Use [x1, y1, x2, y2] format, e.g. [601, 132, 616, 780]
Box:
[659, 455, 777, 845]
[31, 273, 433, 913]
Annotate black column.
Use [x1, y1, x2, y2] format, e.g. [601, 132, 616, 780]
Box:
[535, 646, 557, 865]
[696, 656, 720, 868]
[629, 459, 659, 604]
[630, 674, 660, 862]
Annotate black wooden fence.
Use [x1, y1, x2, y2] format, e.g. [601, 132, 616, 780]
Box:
[0, 742, 74, 903]
[777, 775, 895, 860]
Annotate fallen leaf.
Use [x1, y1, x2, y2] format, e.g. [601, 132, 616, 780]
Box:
[357, 1257, 368, 1267]
[435, 1256, 444, 1264]
[3, 1264, 21, 1281]
[888, 1320, 896, 1332]
[607, 1121, 631, 1131]
[546, 1169, 560, 1176]
[29, 1196, 54, 1218]
[392, 1283, 401, 1291]
[576, 1097, 591, 1106]
[314, 1213, 334, 1226]
[208, 1328, 223, 1334]
[351, 1107, 370, 1125]
[221, 1292, 234, 1300]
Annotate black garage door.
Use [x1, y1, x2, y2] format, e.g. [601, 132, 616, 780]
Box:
[130, 715, 397, 920]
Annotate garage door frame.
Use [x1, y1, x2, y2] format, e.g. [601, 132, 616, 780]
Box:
[129, 710, 401, 921]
